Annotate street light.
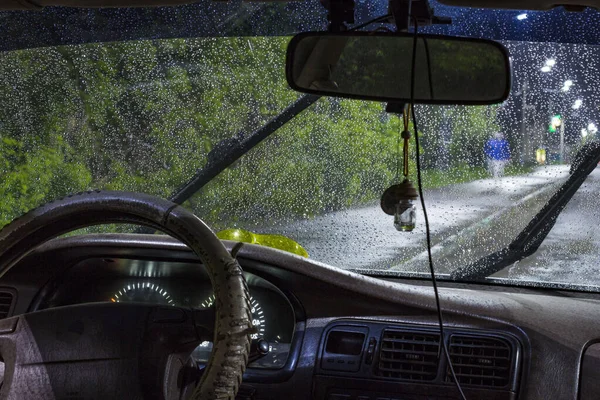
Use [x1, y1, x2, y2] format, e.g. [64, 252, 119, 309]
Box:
[561, 80, 574, 92]
[541, 59, 555, 73]
[582, 128, 589, 138]
[550, 115, 565, 163]
[551, 115, 562, 128]
[573, 99, 583, 110]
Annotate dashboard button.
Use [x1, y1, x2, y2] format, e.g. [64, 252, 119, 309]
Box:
[365, 337, 377, 365]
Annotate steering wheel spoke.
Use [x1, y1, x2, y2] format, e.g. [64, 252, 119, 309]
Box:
[191, 307, 216, 343]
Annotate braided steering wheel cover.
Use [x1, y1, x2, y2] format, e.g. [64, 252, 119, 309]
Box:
[0, 190, 253, 400]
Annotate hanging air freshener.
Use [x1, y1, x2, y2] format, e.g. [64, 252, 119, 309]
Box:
[381, 177, 418, 231]
[381, 105, 418, 231]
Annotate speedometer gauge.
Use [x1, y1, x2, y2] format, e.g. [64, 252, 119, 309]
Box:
[110, 282, 174, 305]
[200, 294, 265, 339]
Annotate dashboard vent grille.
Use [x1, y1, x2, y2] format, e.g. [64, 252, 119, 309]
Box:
[377, 330, 440, 381]
[446, 335, 512, 388]
[0, 291, 14, 319]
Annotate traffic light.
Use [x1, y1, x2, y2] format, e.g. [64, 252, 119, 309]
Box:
[549, 114, 562, 133]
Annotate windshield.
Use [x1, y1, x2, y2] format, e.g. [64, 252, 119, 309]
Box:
[1, 1, 600, 291]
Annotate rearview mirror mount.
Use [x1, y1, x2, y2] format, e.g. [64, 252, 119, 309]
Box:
[285, 32, 511, 105]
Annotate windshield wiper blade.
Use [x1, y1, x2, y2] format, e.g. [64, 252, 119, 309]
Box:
[134, 94, 319, 234]
[451, 141, 600, 281]
[169, 94, 320, 205]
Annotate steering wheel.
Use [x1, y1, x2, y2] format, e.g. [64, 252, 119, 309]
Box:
[0, 191, 253, 400]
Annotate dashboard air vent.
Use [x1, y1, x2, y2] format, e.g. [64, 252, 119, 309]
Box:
[377, 329, 440, 381]
[0, 291, 14, 319]
[446, 335, 512, 387]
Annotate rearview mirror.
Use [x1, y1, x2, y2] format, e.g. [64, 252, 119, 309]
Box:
[286, 32, 511, 105]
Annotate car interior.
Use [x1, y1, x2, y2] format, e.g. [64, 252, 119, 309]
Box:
[0, 0, 598, 400]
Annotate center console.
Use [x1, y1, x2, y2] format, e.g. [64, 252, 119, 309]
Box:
[312, 320, 522, 400]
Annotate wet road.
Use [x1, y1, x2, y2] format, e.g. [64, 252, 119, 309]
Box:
[505, 167, 600, 288]
[272, 165, 570, 271]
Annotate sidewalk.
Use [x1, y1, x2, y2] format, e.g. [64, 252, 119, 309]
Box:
[272, 165, 570, 271]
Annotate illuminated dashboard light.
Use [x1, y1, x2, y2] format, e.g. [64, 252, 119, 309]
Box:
[111, 282, 174, 305]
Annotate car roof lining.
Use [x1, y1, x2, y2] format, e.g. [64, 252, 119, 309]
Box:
[0, 0, 598, 10]
[0, 0, 196, 10]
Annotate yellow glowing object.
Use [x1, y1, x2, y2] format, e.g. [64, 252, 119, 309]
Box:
[536, 148, 546, 164]
[217, 228, 309, 258]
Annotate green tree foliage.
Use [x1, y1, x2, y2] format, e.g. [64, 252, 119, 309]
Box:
[191, 98, 402, 229]
[447, 105, 502, 167]
[0, 36, 505, 230]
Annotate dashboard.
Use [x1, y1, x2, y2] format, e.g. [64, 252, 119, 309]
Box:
[36, 258, 297, 370]
[2, 233, 600, 399]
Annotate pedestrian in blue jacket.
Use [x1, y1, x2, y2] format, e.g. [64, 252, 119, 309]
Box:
[484, 133, 511, 178]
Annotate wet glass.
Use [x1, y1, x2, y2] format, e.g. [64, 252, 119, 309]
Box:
[0, 2, 599, 291]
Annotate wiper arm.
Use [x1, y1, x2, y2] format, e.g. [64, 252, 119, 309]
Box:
[451, 141, 600, 281]
[169, 94, 320, 205]
[134, 94, 319, 234]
